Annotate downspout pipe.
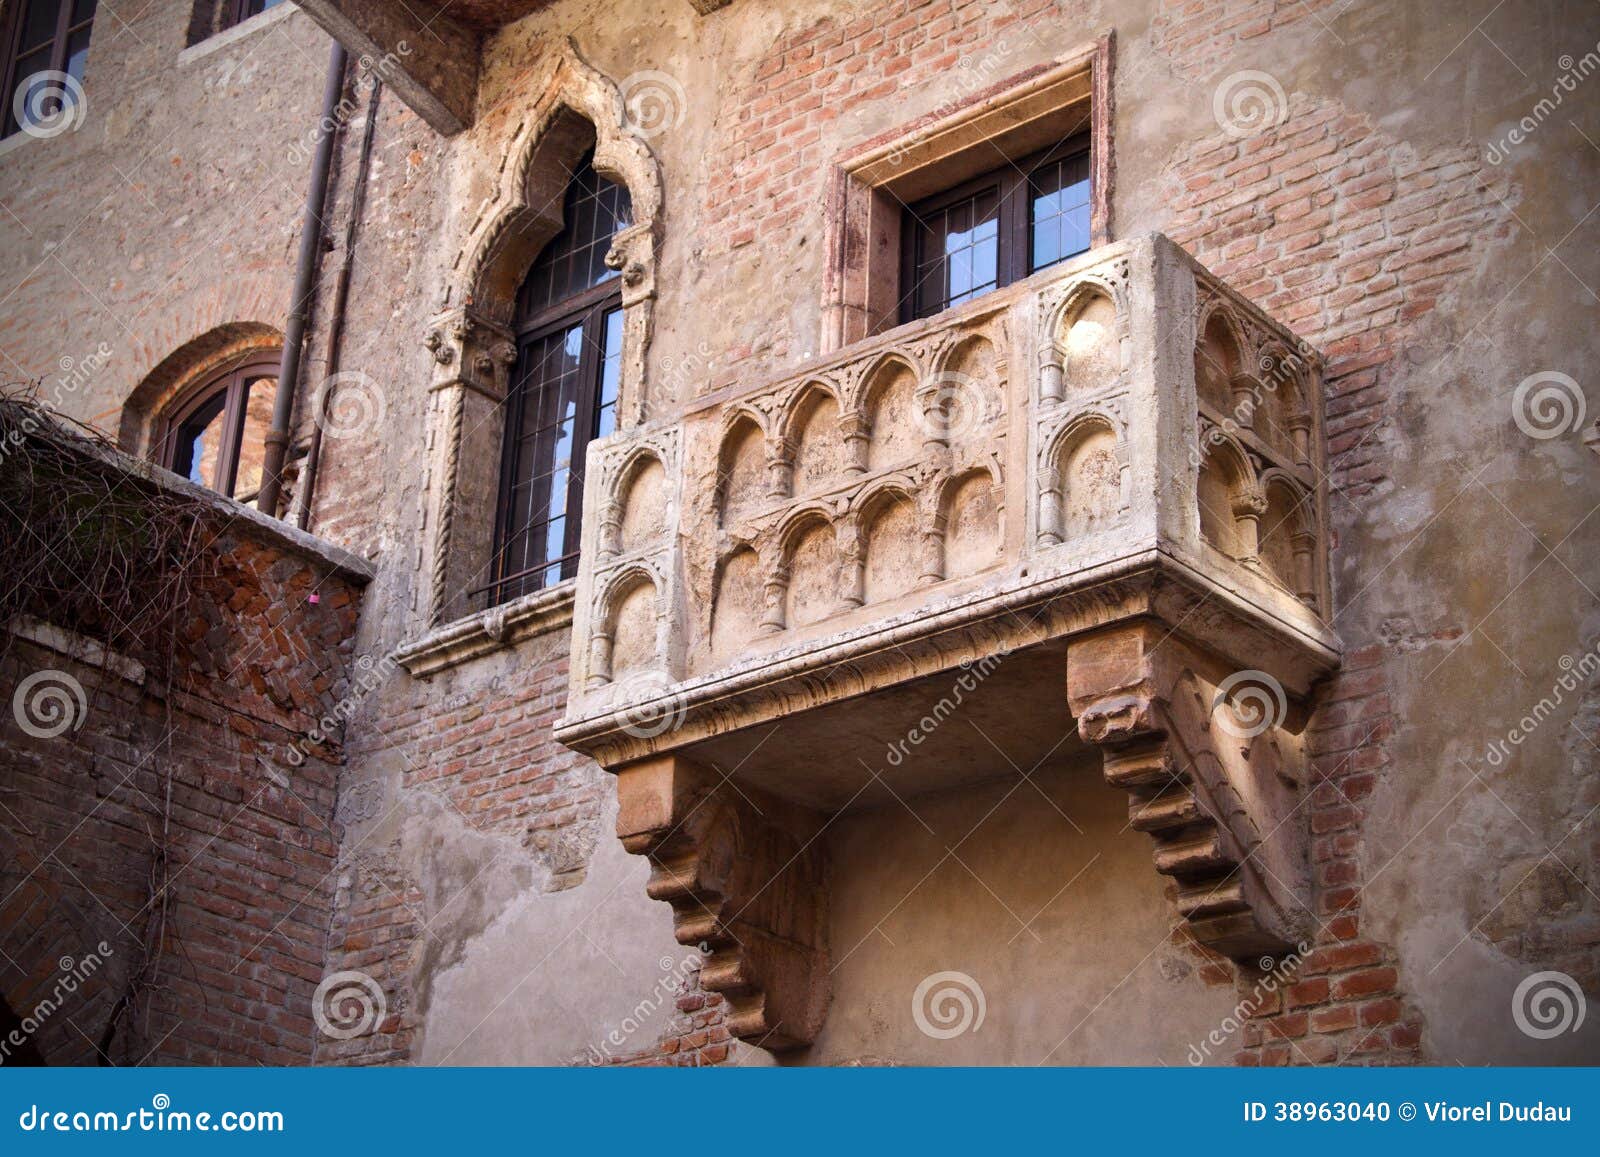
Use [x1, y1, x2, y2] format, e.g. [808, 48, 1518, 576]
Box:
[295, 74, 382, 531]
[258, 39, 349, 518]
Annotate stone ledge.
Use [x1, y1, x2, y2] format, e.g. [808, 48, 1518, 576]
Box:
[393, 581, 575, 678]
[8, 404, 374, 586]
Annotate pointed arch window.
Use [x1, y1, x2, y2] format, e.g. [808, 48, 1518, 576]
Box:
[483, 151, 633, 606]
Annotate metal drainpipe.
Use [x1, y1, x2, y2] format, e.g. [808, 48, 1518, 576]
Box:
[257, 39, 349, 519]
[295, 75, 382, 532]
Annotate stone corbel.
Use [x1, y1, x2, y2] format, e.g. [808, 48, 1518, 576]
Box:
[1066, 622, 1314, 959]
[425, 307, 516, 401]
[615, 754, 829, 1050]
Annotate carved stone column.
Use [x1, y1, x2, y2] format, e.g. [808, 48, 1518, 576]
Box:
[614, 754, 830, 1050]
[422, 307, 516, 625]
[1066, 621, 1314, 959]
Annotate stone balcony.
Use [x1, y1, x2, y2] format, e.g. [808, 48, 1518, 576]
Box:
[554, 233, 1341, 1049]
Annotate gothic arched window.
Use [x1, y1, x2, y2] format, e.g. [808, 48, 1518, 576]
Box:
[483, 151, 633, 606]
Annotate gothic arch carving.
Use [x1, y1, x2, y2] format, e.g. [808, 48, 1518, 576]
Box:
[1194, 300, 1249, 416]
[445, 38, 663, 427]
[1196, 429, 1264, 561]
[590, 564, 665, 686]
[1039, 412, 1126, 546]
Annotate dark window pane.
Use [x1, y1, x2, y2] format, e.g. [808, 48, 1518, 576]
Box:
[20, 1, 62, 51]
[71, 0, 97, 24]
[515, 152, 632, 319]
[906, 183, 1001, 320]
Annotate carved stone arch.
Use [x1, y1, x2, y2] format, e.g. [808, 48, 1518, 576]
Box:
[606, 446, 671, 560]
[709, 542, 765, 659]
[1194, 299, 1249, 416]
[119, 321, 284, 456]
[937, 464, 1004, 583]
[714, 408, 770, 528]
[1254, 340, 1312, 463]
[855, 353, 921, 473]
[1041, 276, 1126, 403]
[446, 39, 663, 426]
[853, 482, 920, 606]
[776, 506, 840, 630]
[778, 381, 844, 499]
[590, 564, 665, 686]
[1196, 428, 1264, 561]
[1257, 470, 1318, 608]
[1040, 412, 1125, 546]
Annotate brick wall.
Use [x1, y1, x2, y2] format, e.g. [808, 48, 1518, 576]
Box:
[1, 445, 366, 1065]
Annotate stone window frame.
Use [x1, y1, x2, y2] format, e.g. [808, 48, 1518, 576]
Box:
[820, 33, 1114, 355]
[395, 40, 663, 678]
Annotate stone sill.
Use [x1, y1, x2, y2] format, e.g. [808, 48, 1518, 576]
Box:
[35, 418, 375, 586]
[392, 581, 576, 678]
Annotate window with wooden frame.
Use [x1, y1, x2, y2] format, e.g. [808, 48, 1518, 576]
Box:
[483, 151, 632, 607]
[159, 353, 281, 505]
[900, 136, 1091, 323]
[821, 37, 1113, 351]
[1, 0, 95, 139]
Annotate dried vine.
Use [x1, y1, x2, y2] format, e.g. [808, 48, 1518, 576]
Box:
[0, 385, 218, 1062]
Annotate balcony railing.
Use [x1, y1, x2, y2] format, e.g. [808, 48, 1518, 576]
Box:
[556, 232, 1336, 762]
[552, 231, 1342, 1047]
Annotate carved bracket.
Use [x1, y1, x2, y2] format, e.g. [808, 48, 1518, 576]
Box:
[1067, 622, 1315, 959]
[614, 755, 829, 1050]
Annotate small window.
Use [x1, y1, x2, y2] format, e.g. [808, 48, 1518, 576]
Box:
[159, 354, 281, 504]
[1, 0, 95, 139]
[483, 152, 632, 607]
[900, 137, 1091, 323]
